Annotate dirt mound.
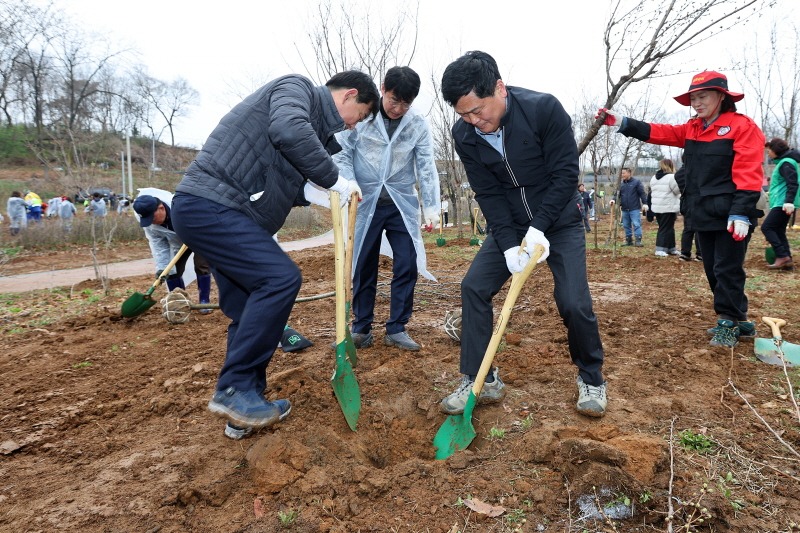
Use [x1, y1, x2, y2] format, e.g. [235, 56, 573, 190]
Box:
[2, 224, 800, 531]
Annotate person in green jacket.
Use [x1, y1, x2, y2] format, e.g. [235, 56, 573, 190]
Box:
[763, 137, 800, 270]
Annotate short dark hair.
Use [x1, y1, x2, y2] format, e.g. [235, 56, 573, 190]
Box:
[92, 192, 101, 199]
[441, 50, 502, 107]
[383, 66, 420, 103]
[11, 190, 21, 198]
[622, 167, 632, 173]
[766, 137, 790, 155]
[326, 70, 380, 118]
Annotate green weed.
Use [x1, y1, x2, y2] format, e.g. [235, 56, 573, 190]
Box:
[278, 509, 298, 527]
[72, 361, 92, 369]
[679, 429, 715, 453]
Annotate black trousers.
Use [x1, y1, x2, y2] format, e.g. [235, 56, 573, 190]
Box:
[761, 207, 792, 259]
[654, 212, 677, 251]
[697, 228, 752, 322]
[680, 228, 700, 257]
[459, 220, 605, 386]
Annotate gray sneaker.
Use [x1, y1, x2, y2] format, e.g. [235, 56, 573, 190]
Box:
[384, 331, 421, 351]
[224, 422, 253, 440]
[576, 375, 607, 418]
[439, 368, 506, 415]
[352, 332, 374, 348]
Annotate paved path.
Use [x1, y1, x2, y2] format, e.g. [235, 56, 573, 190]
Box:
[0, 231, 334, 293]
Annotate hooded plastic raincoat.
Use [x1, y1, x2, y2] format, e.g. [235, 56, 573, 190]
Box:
[334, 107, 440, 280]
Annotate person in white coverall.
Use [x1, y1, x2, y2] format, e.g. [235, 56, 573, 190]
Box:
[333, 66, 441, 351]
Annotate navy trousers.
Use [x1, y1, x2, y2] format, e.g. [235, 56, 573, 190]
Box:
[171, 193, 301, 393]
[460, 213, 605, 386]
[352, 202, 417, 335]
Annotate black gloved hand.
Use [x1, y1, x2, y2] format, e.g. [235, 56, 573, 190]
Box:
[155, 269, 164, 279]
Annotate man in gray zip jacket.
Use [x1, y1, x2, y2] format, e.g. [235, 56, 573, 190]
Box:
[171, 71, 379, 436]
[438, 51, 607, 419]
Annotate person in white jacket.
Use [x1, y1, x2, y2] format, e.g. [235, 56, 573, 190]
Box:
[649, 158, 681, 256]
[334, 66, 441, 351]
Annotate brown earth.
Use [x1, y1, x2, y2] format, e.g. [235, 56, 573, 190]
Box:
[2, 220, 800, 532]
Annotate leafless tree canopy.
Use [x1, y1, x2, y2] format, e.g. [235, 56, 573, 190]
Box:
[295, 0, 419, 83]
[0, 0, 198, 183]
[578, 0, 767, 155]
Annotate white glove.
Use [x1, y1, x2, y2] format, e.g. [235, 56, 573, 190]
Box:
[423, 206, 440, 229]
[303, 182, 331, 208]
[726, 218, 749, 242]
[329, 176, 362, 207]
[523, 226, 550, 263]
[504, 247, 531, 274]
[642, 204, 648, 213]
[783, 203, 795, 215]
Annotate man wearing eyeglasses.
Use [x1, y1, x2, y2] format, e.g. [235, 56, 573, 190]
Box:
[334, 66, 441, 351]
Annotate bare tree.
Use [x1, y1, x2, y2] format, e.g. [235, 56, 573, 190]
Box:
[429, 73, 468, 238]
[738, 22, 800, 147]
[295, 0, 419, 83]
[577, 0, 767, 155]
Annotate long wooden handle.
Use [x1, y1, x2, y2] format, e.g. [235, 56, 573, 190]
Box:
[344, 192, 358, 304]
[152, 244, 189, 290]
[762, 316, 787, 340]
[471, 243, 544, 396]
[331, 192, 346, 344]
[472, 207, 479, 235]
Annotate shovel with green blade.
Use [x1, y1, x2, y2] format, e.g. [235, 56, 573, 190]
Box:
[754, 316, 800, 366]
[436, 211, 446, 247]
[434, 243, 544, 460]
[330, 191, 361, 431]
[121, 244, 188, 318]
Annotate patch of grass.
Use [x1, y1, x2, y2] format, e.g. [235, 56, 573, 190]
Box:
[72, 361, 92, 369]
[487, 426, 506, 440]
[679, 429, 715, 453]
[277, 509, 298, 527]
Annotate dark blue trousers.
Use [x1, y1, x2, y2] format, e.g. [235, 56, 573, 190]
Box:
[460, 214, 605, 386]
[352, 202, 417, 335]
[171, 193, 301, 393]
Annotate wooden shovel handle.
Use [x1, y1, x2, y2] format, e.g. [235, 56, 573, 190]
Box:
[762, 316, 787, 340]
[151, 244, 189, 291]
[471, 242, 544, 397]
[344, 192, 358, 304]
[331, 192, 346, 344]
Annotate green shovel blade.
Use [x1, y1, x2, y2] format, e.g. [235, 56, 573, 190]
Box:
[754, 337, 800, 366]
[120, 287, 157, 318]
[765, 246, 776, 265]
[433, 392, 477, 460]
[332, 342, 361, 431]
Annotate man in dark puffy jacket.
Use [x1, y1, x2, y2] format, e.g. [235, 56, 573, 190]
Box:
[171, 71, 379, 439]
[609, 168, 648, 246]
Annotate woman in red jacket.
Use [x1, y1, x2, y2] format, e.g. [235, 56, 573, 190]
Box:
[597, 71, 765, 348]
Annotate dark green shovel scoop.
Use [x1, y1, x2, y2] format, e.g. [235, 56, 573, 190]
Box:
[330, 191, 361, 431]
[436, 211, 446, 247]
[434, 243, 544, 460]
[121, 244, 188, 318]
[754, 316, 800, 366]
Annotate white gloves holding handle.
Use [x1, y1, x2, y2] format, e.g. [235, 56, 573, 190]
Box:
[329, 176, 362, 208]
[523, 226, 550, 263]
[504, 247, 531, 273]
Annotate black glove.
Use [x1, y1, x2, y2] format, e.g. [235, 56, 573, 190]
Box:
[155, 269, 164, 279]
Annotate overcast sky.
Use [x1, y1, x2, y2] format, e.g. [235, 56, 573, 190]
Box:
[54, 0, 796, 148]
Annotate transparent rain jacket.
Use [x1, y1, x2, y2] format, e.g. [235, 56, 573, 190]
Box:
[334, 108, 440, 280]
